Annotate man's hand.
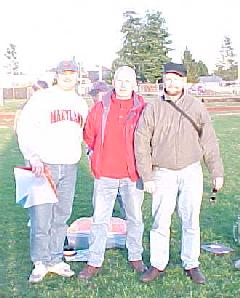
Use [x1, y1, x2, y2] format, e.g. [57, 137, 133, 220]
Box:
[30, 156, 44, 177]
[212, 177, 224, 191]
[144, 181, 155, 193]
[86, 148, 94, 176]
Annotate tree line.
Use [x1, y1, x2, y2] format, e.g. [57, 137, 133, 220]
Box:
[113, 10, 238, 83]
[2, 10, 239, 83]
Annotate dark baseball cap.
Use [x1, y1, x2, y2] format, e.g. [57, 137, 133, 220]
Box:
[164, 62, 187, 77]
[56, 60, 78, 73]
[88, 81, 110, 96]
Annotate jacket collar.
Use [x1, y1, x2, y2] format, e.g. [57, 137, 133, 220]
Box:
[163, 88, 185, 102]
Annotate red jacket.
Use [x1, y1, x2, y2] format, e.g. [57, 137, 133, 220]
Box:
[83, 90, 145, 181]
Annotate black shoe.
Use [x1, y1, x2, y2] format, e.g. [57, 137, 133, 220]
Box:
[78, 265, 101, 280]
[140, 266, 164, 283]
[129, 260, 147, 273]
[184, 267, 205, 284]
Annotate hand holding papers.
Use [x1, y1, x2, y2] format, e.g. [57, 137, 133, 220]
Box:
[14, 166, 57, 208]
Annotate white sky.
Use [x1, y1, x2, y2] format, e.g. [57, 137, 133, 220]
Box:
[0, 0, 239, 74]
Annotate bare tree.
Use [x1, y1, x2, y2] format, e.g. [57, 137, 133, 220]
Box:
[4, 43, 20, 75]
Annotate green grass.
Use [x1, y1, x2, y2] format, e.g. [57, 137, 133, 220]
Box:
[1, 115, 240, 297]
[0, 99, 27, 113]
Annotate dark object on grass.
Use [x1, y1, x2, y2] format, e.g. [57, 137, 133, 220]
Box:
[201, 243, 234, 255]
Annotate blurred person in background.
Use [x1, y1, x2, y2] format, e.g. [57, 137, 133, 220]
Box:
[88, 81, 110, 103]
[14, 80, 49, 132]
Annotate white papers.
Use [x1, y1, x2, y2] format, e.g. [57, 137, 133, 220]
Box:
[14, 167, 58, 208]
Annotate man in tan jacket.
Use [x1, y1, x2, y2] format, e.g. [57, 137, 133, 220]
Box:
[134, 62, 224, 284]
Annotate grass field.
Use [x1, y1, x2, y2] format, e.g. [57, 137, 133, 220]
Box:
[0, 111, 240, 297]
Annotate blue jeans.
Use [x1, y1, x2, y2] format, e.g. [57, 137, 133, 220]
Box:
[29, 163, 78, 265]
[88, 177, 144, 267]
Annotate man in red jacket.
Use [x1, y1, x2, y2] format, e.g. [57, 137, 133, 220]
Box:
[78, 66, 146, 279]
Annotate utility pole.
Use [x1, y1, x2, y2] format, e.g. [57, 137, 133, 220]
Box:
[0, 88, 3, 106]
[99, 64, 103, 81]
[238, 60, 240, 81]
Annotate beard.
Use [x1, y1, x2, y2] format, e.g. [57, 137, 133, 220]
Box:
[164, 88, 183, 97]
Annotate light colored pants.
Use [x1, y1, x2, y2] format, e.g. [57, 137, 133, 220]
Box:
[29, 163, 78, 265]
[88, 177, 144, 267]
[150, 162, 203, 271]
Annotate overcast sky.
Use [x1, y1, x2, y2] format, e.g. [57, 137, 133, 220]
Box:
[0, 0, 239, 74]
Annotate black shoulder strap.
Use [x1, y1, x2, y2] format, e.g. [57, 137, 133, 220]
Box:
[166, 100, 202, 138]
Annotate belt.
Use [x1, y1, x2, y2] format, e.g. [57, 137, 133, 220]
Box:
[153, 162, 200, 171]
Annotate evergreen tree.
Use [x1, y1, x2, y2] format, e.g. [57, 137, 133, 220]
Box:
[112, 10, 172, 83]
[197, 60, 208, 77]
[182, 48, 208, 83]
[112, 11, 141, 72]
[140, 11, 171, 82]
[214, 36, 238, 81]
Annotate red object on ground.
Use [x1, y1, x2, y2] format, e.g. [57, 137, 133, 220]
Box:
[207, 106, 240, 112]
[68, 217, 127, 234]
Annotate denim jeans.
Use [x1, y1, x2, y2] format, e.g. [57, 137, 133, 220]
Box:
[150, 162, 203, 270]
[29, 163, 78, 265]
[88, 177, 144, 267]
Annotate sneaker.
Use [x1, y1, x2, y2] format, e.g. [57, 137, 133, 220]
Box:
[48, 262, 75, 277]
[29, 261, 48, 283]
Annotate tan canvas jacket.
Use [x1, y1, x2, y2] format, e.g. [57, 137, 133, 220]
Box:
[134, 94, 224, 182]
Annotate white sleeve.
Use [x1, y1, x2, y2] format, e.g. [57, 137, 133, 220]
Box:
[16, 95, 43, 161]
[81, 98, 89, 124]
